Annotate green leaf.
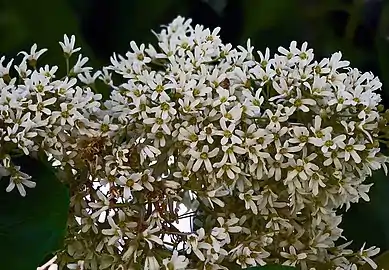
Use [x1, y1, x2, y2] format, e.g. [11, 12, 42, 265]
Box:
[244, 265, 296, 270]
[0, 155, 70, 270]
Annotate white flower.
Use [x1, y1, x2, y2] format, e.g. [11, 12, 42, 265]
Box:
[80, 212, 98, 234]
[214, 162, 242, 179]
[100, 67, 113, 85]
[140, 145, 161, 164]
[286, 158, 316, 182]
[173, 161, 193, 181]
[162, 251, 189, 270]
[190, 145, 219, 172]
[257, 47, 270, 67]
[89, 114, 119, 136]
[4, 124, 20, 143]
[289, 126, 310, 146]
[242, 88, 265, 116]
[143, 227, 163, 249]
[234, 246, 256, 268]
[78, 70, 102, 85]
[293, 41, 314, 63]
[6, 170, 35, 197]
[271, 77, 291, 100]
[215, 216, 242, 244]
[51, 106, 76, 127]
[328, 89, 353, 112]
[329, 51, 350, 71]
[149, 73, 173, 101]
[118, 173, 143, 200]
[218, 144, 245, 164]
[213, 88, 236, 107]
[150, 101, 177, 120]
[265, 105, 289, 130]
[0, 56, 13, 77]
[186, 231, 206, 261]
[14, 59, 31, 78]
[309, 172, 326, 196]
[338, 137, 366, 163]
[144, 115, 171, 135]
[198, 123, 216, 144]
[178, 125, 200, 148]
[59, 34, 81, 57]
[206, 188, 226, 208]
[220, 104, 243, 123]
[140, 169, 156, 191]
[102, 216, 123, 246]
[266, 156, 286, 181]
[71, 54, 92, 74]
[128, 41, 151, 64]
[304, 75, 333, 97]
[28, 95, 56, 116]
[39, 65, 58, 78]
[309, 115, 333, 139]
[239, 190, 262, 215]
[310, 134, 346, 153]
[323, 150, 342, 169]
[19, 43, 47, 62]
[288, 89, 316, 113]
[89, 191, 110, 219]
[66, 261, 84, 270]
[358, 243, 379, 269]
[178, 96, 200, 115]
[274, 140, 302, 161]
[37, 255, 58, 270]
[144, 256, 160, 270]
[218, 118, 242, 145]
[278, 41, 299, 63]
[280, 246, 307, 267]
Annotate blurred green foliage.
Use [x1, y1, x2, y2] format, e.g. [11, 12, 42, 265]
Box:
[0, 0, 98, 69]
[0, 155, 69, 269]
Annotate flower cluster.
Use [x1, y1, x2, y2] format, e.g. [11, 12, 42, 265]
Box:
[0, 40, 107, 196]
[1, 17, 388, 270]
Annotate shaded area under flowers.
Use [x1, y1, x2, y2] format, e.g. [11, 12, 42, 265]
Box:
[0, 155, 69, 270]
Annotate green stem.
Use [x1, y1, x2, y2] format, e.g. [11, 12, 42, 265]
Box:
[65, 57, 70, 75]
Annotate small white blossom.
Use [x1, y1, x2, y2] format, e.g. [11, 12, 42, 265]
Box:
[162, 251, 189, 270]
[59, 34, 81, 57]
[19, 43, 47, 62]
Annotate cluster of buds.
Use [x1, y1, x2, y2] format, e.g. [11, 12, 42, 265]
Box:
[1, 16, 388, 270]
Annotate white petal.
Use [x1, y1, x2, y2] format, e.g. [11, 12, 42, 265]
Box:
[16, 183, 26, 197]
[6, 181, 15, 192]
[22, 179, 36, 188]
[192, 159, 202, 172]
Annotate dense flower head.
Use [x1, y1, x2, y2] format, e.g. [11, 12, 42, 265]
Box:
[1, 17, 388, 270]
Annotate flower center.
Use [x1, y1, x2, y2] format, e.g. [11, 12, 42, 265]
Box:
[200, 152, 208, 159]
[345, 145, 354, 152]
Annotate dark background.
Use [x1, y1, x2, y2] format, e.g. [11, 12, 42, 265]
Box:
[1, 0, 389, 257]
